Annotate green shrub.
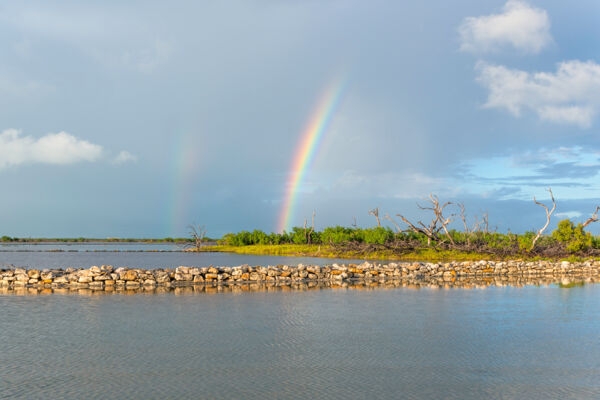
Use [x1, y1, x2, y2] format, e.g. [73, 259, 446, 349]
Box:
[321, 226, 355, 244]
[363, 227, 394, 244]
[552, 219, 592, 253]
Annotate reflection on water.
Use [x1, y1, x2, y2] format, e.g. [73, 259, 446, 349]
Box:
[1, 275, 597, 296]
[1, 281, 599, 399]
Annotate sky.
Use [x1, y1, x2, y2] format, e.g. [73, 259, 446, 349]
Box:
[1, 0, 600, 237]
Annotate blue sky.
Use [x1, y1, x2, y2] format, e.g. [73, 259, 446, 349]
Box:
[1, 0, 600, 237]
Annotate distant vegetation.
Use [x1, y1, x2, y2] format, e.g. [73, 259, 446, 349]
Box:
[217, 189, 600, 259]
[3, 187, 600, 260]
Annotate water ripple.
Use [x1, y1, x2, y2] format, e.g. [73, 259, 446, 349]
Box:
[2, 287, 600, 399]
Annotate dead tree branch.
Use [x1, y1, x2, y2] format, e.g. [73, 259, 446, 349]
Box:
[384, 214, 403, 234]
[582, 206, 600, 228]
[416, 194, 455, 246]
[482, 211, 489, 234]
[394, 194, 455, 246]
[530, 188, 556, 250]
[188, 224, 206, 251]
[304, 210, 316, 244]
[369, 207, 381, 227]
[458, 203, 471, 246]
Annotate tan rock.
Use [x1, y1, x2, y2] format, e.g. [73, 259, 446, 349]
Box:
[123, 270, 138, 281]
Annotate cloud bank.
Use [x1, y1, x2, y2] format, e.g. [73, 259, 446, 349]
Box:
[459, 0, 551, 54]
[0, 129, 103, 168]
[476, 60, 600, 128]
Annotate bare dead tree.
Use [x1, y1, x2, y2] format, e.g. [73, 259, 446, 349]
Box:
[395, 194, 455, 246]
[384, 213, 403, 233]
[472, 211, 489, 234]
[188, 224, 206, 251]
[582, 206, 600, 228]
[530, 188, 556, 250]
[304, 210, 316, 244]
[369, 207, 381, 227]
[482, 211, 489, 234]
[396, 213, 436, 245]
[416, 194, 455, 246]
[458, 203, 471, 246]
[472, 216, 481, 233]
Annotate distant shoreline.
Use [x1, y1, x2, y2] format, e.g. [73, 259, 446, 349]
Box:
[0, 238, 205, 244]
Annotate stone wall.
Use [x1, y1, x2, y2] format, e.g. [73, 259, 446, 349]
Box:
[1, 260, 599, 294]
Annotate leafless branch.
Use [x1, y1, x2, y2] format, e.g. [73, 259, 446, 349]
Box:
[531, 188, 556, 250]
[188, 224, 206, 251]
[482, 211, 489, 234]
[397, 194, 455, 246]
[458, 203, 469, 233]
[384, 214, 403, 234]
[582, 206, 600, 228]
[369, 207, 381, 227]
[458, 203, 471, 246]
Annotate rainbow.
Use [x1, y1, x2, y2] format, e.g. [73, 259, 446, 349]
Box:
[166, 131, 202, 237]
[277, 78, 347, 233]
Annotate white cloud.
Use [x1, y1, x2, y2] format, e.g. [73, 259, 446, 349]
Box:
[459, 0, 551, 54]
[476, 60, 600, 128]
[0, 129, 103, 169]
[555, 211, 583, 219]
[113, 150, 137, 164]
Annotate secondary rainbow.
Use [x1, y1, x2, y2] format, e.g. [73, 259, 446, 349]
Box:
[277, 78, 347, 233]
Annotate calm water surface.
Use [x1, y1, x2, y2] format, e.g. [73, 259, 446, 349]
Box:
[2, 285, 600, 399]
[0, 243, 368, 269]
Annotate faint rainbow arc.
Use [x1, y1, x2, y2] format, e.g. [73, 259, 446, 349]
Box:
[277, 78, 347, 233]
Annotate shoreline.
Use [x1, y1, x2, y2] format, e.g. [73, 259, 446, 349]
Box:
[2, 260, 599, 294]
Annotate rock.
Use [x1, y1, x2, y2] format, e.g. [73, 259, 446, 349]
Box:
[40, 271, 54, 280]
[27, 270, 40, 279]
[122, 270, 139, 281]
[407, 263, 420, 271]
[53, 276, 69, 284]
[176, 266, 190, 274]
[174, 273, 193, 281]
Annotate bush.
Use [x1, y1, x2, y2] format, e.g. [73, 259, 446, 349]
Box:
[552, 219, 592, 253]
[321, 226, 356, 244]
[363, 227, 394, 244]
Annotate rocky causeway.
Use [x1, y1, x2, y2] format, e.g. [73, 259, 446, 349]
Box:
[1, 260, 599, 294]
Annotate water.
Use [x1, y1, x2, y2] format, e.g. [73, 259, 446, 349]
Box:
[0, 243, 369, 269]
[0, 242, 183, 252]
[2, 284, 600, 399]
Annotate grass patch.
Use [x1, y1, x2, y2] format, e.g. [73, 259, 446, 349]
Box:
[193, 244, 550, 262]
